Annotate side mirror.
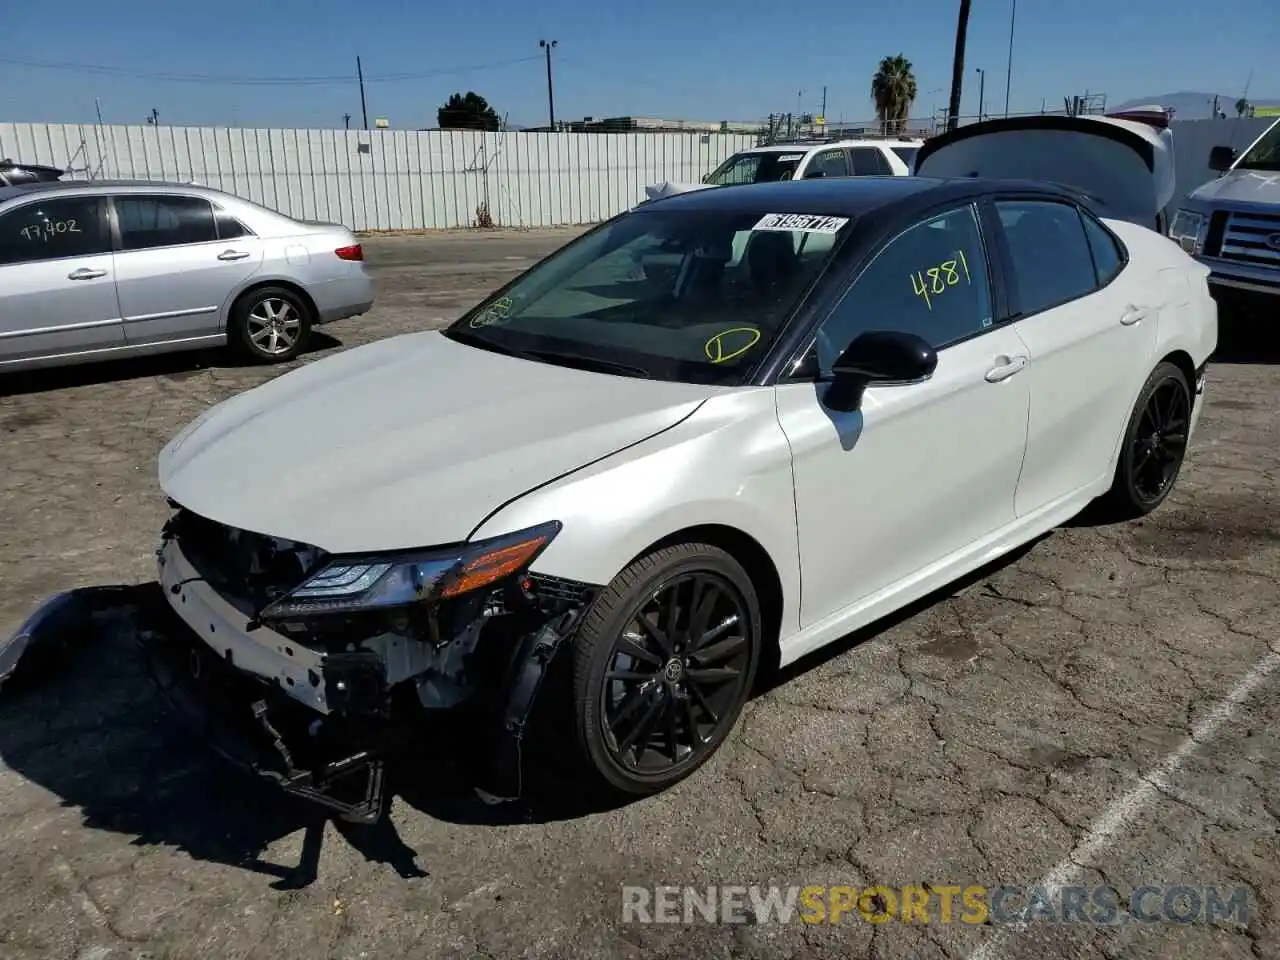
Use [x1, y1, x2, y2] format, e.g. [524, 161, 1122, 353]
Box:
[803, 169, 827, 179]
[1208, 145, 1236, 172]
[823, 330, 937, 412]
[701, 173, 712, 184]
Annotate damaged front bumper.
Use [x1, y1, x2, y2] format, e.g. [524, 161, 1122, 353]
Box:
[151, 521, 595, 822]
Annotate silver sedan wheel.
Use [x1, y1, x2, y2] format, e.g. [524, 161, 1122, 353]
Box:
[246, 298, 302, 356]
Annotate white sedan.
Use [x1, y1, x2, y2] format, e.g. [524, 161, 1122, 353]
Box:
[132, 117, 1216, 819]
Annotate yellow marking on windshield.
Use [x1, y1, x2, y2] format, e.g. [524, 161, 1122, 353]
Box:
[704, 326, 762, 363]
[469, 296, 514, 328]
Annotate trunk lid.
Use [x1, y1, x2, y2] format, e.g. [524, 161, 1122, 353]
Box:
[914, 114, 1175, 227]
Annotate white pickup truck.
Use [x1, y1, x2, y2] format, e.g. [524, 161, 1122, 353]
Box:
[1167, 116, 1280, 321]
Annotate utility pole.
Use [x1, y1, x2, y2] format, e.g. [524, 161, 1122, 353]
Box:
[946, 0, 971, 131]
[820, 86, 827, 121]
[343, 113, 351, 130]
[539, 40, 557, 130]
[1004, 0, 1016, 116]
[975, 68, 986, 122]
[357, 56, 369, 130]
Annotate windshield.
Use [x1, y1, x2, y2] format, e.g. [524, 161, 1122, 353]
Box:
[890, 146, 919, 169]
[1236, 121, 1280, 171]
[705, 152, 804, 185]
[444, 207, 853, 385]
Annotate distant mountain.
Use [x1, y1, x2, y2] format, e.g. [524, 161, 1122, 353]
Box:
[1112, 91, 1280, 119]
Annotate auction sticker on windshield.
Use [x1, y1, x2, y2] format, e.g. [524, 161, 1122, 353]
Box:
[753, 213, 849, 234]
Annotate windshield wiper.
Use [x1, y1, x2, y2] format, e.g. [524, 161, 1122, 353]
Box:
[519, 348, 655, 379]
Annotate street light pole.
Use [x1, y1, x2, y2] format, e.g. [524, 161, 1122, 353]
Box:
[539, 40, 558, 130]
[1004, 0, 1016, 116]
[975, 68, 986, 122]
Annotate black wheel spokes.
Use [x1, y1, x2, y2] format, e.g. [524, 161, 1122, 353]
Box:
[1131, 380, 1190, 502]
[601, 573, 751, 775]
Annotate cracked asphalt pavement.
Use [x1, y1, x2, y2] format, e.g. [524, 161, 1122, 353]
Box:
[1, 229, 1278, 960]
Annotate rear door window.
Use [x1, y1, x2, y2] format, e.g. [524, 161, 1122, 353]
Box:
[805, 149, 849, 178]
[114, 195, 218, 251]
[995, 200, 1099, 315]
[849, 147, 893, 176]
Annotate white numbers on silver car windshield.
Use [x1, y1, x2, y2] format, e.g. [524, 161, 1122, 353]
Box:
[20, 218, 82, 242]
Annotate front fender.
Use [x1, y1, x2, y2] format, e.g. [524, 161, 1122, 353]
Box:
[469, 388, 803, 639]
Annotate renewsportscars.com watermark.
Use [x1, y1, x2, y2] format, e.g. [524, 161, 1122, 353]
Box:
[621, 884, 1250, 927]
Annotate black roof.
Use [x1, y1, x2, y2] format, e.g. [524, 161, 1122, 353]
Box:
[636, 175, 1091, 221]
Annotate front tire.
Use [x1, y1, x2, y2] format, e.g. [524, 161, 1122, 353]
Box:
[1100, 361, 1192, 519]
[230, 286, 313, 364]
[571, 542, 762, 795]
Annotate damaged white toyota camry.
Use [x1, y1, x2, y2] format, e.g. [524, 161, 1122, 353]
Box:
[80, 117, 1220, 820]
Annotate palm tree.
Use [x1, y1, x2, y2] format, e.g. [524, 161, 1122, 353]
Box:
[872, 55, 919, 136]
[946, 0, 972, 131]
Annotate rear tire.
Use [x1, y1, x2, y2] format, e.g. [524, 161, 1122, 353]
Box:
[571, 542, 761, 796]
[1099, 361, 1192, 520]
[230, 286, 313, 364]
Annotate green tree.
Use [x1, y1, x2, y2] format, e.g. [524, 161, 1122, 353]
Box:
[438, 92, 500, 131]
[1235, 97, 1252, 118]
[872, 55, 918, 136]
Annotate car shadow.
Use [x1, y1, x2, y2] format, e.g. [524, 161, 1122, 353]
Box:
[0, 581, 625, 888]
[0, 332, 344, 398]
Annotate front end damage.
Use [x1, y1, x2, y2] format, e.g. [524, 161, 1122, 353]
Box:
[147, 504, 596, 823]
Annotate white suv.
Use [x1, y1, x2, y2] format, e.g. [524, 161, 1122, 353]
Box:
[704, 138, 921, 184]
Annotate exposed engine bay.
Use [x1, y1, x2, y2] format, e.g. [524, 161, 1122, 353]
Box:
[148, 503, 597, 823]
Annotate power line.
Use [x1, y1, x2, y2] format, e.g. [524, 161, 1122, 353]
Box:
[0, 54, 543, 86]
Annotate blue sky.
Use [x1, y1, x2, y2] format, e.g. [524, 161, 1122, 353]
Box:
[1, 0, 1272, 129]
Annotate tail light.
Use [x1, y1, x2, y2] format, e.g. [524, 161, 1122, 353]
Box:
[334, 244, 364, 261]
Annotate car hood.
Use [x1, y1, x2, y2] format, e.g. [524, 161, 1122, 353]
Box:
[158, 331, 719, 554]
[915, 114, 1175, 226]
[1188, 168, 1280, 206]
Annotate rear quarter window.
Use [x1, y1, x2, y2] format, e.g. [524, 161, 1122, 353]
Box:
[1081, 212, 1125, 285]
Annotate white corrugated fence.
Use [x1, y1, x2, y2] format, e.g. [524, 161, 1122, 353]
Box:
[0, 123, 754, 232]
[2, 117, 1274, 232]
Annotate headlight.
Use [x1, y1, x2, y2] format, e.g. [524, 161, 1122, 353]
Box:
[260, 521, 561, 619]
[1168, 209, 1205, 253]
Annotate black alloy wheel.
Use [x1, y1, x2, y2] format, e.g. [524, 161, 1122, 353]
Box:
[1103, 361, 1193, 518]
[572, 542, 761, 794]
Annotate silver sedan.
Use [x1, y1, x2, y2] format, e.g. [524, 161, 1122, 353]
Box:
[0, 180, 374, 371]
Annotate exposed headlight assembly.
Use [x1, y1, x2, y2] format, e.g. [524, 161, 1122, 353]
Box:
[260, 521, 561, 619]
[1168, 209, 1205, 254]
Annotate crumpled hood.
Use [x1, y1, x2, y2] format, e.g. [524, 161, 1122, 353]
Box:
[1188, 168, 1280, 206]
[159, 331, 718, 553]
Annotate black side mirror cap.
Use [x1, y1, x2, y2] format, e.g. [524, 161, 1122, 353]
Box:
[1208, 145, 1236, 172]
[824, 330, 937, 412]
[803, 169, 827, 179]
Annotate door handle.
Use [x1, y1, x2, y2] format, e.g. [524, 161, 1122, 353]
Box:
[985, 355, 1028, 382]
[1120, 305, 1152, 326]
[217, 249, 251, 261]
[67, 267, 107, 280]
